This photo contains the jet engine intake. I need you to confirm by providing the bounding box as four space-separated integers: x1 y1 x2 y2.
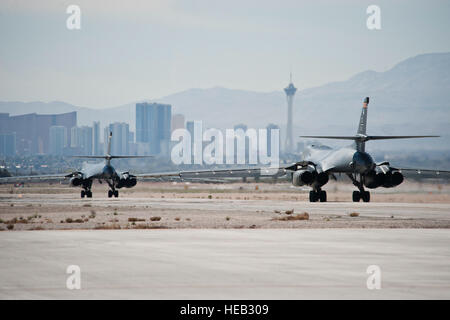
316 172 329 186
292 170 314 186
69 177 82 187
117 177 137 188
380 171 404 188
363 170 385 189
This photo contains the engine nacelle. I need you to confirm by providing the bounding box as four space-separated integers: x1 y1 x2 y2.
292 170 314 186
363 170 385 189
126 177 137 188
117 177 137 188
69 177 82 187
381 171 404 188
391 171 404 187
316 172 329 186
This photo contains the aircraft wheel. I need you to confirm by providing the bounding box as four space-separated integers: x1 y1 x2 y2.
114 190 119 198
309 191 318 202
81 190 85 198
319 190 327 202
352 191 361 202
108 190 113 198
362 191 370 202
86 191 92 198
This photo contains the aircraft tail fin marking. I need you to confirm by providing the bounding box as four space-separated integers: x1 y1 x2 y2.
357 97 369 135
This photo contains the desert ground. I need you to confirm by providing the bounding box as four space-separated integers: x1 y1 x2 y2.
1 180 449 231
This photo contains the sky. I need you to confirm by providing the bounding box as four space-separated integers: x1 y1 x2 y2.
0 0 449 108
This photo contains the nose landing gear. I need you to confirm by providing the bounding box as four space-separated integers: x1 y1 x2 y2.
106 180 119 198
81 189 92 198
309 189 327 202
347 173 370 202
108 189 119 198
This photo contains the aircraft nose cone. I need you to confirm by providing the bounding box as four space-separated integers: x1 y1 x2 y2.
103 165 115 178
353 152 375 174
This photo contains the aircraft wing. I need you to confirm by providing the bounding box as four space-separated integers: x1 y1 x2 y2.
391 167 450 175
0 172 76 183
135 166 293 180
300 135 439 141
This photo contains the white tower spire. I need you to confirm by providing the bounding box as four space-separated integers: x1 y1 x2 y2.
284 73 297 153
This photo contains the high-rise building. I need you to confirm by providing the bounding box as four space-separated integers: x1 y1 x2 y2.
0 132 16 157
284 73 297 153
266 123 280 157
186 121 195 143
136 102 172 155
70 126 93 155
93 121 101 155
49 126 67 156
171 114 185 132
234 124 249 164
80 126 93 155
109 122 129 155
0 111 76 155
186 120 203 163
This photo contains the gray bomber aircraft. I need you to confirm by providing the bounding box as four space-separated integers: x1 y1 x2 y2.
144 97 449 202
0 132 151 198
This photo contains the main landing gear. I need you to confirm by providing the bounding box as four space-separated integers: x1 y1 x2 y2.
106 180 119 198
347 173 370 202
108 189 119 198
309 189 327 202
81 189 92 198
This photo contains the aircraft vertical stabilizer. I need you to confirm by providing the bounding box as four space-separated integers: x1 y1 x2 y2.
356 97 369 151
357 97 369 135
300 97 438 148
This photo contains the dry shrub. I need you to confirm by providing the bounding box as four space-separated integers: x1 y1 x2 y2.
28 226 45 231
285 209 294 215
150 216 161 221
349 212 360 217
174 217 180 221
272 212 309 221
95 224 121 230
4 217 28 224
133 224 168 229
128 217 145 222
7 224 14 230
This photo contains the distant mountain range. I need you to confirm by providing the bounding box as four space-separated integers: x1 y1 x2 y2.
1 52 449 151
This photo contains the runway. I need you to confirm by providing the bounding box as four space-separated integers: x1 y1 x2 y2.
1 229 449 299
